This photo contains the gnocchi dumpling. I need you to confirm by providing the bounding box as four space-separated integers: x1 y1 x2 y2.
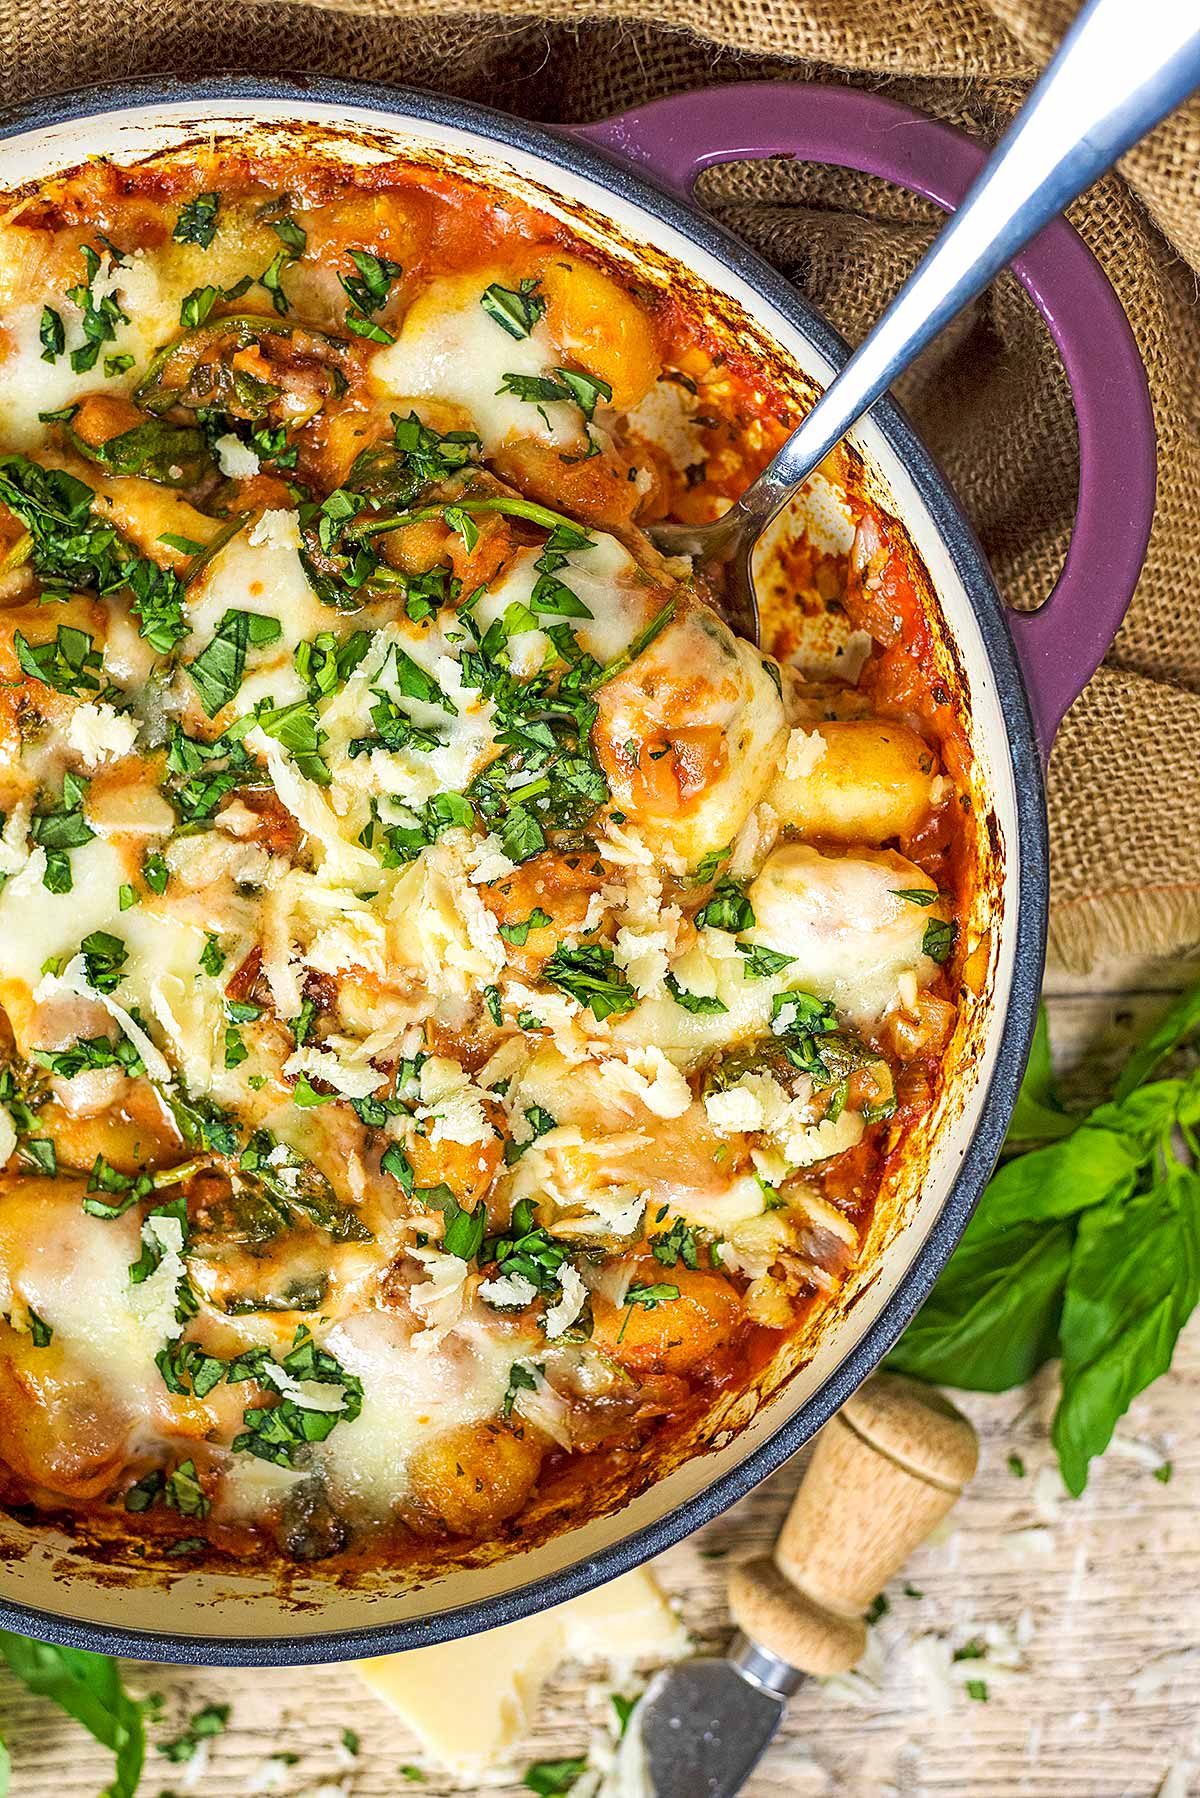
746 844 946 1025
768 719 939 844
594 601 788 865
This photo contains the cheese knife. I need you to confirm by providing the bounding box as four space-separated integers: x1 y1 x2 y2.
633 1375 979 1797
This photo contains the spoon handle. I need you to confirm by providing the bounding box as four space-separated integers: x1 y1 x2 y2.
735 0 1200 533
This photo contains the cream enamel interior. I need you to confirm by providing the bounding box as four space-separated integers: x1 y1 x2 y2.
0 93 1019 1648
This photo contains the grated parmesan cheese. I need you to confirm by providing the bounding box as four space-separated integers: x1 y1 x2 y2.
213 433 261 479
781 726 827 780
65 702 139 767
478 1272 537 1311
544 1263 588 1339
283 1045 387 1101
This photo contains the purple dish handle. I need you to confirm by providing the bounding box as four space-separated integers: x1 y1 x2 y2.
570 84 1156 756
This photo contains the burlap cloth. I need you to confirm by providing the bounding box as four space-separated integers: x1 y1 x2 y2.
2 0 1198 968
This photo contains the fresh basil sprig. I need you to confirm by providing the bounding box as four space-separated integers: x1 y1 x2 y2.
0 1632 146 1798
889 983 1200 1494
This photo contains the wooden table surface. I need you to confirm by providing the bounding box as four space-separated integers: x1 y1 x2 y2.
2 953 1197 1798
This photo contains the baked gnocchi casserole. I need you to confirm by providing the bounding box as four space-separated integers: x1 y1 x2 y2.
0 150 972 1566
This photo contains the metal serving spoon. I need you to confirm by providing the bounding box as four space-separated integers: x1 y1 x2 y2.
649 0 1200 643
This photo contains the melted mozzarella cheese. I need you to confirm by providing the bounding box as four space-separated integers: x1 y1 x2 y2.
746 845 939 1024
371 271 586 455
0 1189 173 1407
184 509 331 712
597 605 788 864
0 251 170 447
317 1310 530 1518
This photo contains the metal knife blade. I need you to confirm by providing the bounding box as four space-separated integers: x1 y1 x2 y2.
635 1632 805 1798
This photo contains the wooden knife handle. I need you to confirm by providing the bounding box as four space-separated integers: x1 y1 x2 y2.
727 1373 978 1675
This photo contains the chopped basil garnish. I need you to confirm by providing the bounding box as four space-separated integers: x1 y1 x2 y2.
173 192 221 249
480 278 546 339
664 973 727 1015
923 918 957 964
695 878 755 934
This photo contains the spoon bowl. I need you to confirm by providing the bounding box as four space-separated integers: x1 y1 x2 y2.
648 0 1200 650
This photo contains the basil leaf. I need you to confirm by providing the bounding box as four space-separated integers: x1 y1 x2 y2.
344 312 395 344
736 943 796 979
79 930 128 994
981 1125 1144 1230
0 1632 144 1798
174 192 220 249
180 284 218 329
268 214 307 257
543 943 637 1021
185 609 252 716
15 625 102 696
1113 983 1200 1102
695 878 755 933
497 371 571 406
480 278 545 340
498 907 552 948
40 305 65 363
340 249 403 314
688 845 732 885
498 805 546 866
554 366 611 421
1007 1002 1076 1144
73 418 213 487
922 918 956 964
389 642 458 714
664 972 727 1015
259 249 293 316
887 1214 1075 1391
523 1756 587 1796
1053 1162 1200 1494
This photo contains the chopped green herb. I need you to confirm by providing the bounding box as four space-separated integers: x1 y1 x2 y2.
922 918 957 964
523 1760 587 1797
498 907 552 947
502 1360 540 1417
39 305 65 362
543 943 637 1021
32 1031 144 1081
163 1458 209 1520
688 845 732 885
199 933 226 977
737 943 797 979
79 929 128 994
695 878 755 934
173 192 221 249
481 278 546 339
230 1325 363 1467
15 624 103 696
185 609 254 716
664 973 727 1015
143 850 170 895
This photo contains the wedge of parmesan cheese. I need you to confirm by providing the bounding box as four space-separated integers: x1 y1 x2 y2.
355 1566 688 1778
